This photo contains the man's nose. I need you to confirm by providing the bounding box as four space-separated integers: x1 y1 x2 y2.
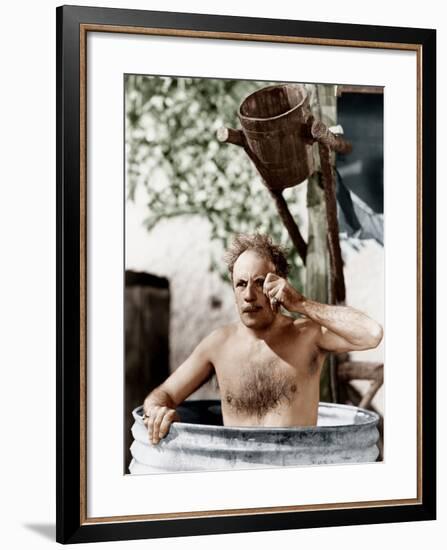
244 283 256 301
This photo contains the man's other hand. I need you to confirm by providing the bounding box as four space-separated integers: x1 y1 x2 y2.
143 400 180 445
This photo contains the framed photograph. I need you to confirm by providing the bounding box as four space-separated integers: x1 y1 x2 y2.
56 4 436 544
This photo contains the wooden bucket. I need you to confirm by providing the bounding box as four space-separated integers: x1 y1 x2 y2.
238 84 314 190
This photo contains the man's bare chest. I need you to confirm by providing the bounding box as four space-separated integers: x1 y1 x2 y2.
213 338 321 418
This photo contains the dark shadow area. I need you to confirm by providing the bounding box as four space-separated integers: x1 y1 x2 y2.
23 523 55 541
177 399 223 425
124 270 171 474
337 91 384 213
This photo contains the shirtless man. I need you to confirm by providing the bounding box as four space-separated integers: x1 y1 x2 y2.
143 233 383 444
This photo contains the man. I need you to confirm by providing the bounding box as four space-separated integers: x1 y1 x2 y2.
143 233 383 444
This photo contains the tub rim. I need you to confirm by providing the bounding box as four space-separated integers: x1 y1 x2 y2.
132 401 380 434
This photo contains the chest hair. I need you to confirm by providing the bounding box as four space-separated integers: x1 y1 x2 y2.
224 358 298 419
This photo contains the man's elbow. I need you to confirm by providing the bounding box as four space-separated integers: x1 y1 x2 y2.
365 323 383 350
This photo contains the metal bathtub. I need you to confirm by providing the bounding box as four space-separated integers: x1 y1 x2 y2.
129 400 380 474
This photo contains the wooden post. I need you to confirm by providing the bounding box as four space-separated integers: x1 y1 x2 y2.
305 84 340 402
306 172 333 402
318 142 346 303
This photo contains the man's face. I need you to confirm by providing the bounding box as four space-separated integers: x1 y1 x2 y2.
232 250 277 330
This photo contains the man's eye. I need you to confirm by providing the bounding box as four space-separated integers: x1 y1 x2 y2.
236 281 246 288
256 279 265 287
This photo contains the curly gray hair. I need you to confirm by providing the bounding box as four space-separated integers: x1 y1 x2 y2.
224 233 290 279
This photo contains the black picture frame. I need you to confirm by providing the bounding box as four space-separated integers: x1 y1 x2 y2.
56 4 436 544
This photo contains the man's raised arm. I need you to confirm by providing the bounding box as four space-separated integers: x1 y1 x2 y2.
263 272 383 353
143 331 218 444
298 300 383 353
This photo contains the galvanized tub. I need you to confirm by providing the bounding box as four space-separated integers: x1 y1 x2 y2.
129 400 380 474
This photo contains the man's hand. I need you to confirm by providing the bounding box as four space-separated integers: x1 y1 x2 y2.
141 333 217 445
263 273 305 313
143 394 180 445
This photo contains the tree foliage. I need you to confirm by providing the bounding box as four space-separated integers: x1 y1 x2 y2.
125 75 305 287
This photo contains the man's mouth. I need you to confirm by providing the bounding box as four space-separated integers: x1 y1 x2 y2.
242 306 262 313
